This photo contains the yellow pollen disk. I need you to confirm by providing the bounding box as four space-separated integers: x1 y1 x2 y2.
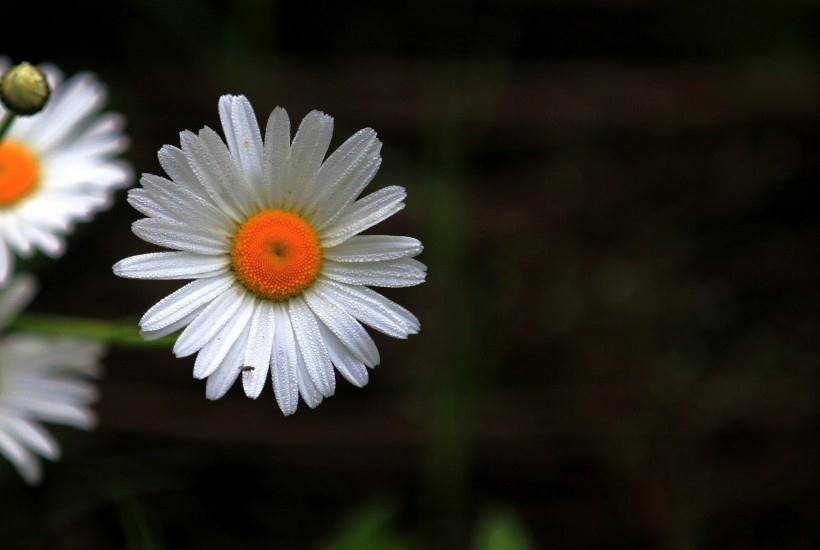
0 141 39 207
231 210 323 301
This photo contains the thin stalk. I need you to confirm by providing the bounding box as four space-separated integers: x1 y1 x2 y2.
0 112 15 141
8 314 175 348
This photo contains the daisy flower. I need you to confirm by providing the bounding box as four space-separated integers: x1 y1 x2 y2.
0 277 103 484
0 58 131 284
114 95 425 414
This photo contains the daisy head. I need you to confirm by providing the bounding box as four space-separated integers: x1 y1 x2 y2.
0 276 104 484
114 95 425 414
0 58 132 285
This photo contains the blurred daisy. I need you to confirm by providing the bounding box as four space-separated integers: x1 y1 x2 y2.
0 277 103 484
114 95 425 414
0 58 131 284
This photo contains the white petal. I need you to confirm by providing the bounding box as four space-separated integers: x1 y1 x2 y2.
205 322 250 400
294 340 323 409
317 322 369 387
269 304 300 414
28 73 105 152
198 126 255 216
313 278 420 338
287 297 335 397
140 274 233 331
307 128 380 226
174 285 247 358
323 235 423 263
127 189 174 221
113 252 229 280
7 397 97 429
2 418 60 460
322 258 426 288
320 186 406 247
132 218 229 255
157 144 214 204
0 431 41 484
219 95 263 187
284 110 333 210
191 294 254 378
262 107 291 208
140 306 202 341
304 289 379 367
140 174 234 235
241 301 275 399
0 242 11 287
0 275 36 328
180 130 244 223
314 136 382 231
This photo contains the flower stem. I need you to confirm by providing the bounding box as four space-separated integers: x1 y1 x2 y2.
0 112 15 141
7 314 175 348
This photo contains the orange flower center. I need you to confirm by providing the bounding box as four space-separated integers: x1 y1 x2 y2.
230 210 323 301
0 141 39 207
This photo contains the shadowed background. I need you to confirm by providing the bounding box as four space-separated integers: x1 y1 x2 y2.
2 1 819 548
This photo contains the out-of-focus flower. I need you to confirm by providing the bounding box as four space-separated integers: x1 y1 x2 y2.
0 59 131 284
0 277 103 484
114 95 425 414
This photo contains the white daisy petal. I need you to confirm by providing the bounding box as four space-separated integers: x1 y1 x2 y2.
262 107 291 207
322 258 427 288
132 218 229 255
317 322 369 387
0 275 36 327
294 340 324 409
140 174 234 234
127 188 174 221
0 243 11 287
285 110 333 210
304 289 379 367
270 304 300 415
0 431 41 484
219 95 264 187
174 286 248 359
140 275 234 332
113 252 229 280
158 145 209 197
6 397 97 430
314 278 420 338
241 302 275 399
307 128 380 226
2 418 60 460
205 323 250 400
288 297 335 397
140 307 202 341
190 294 253 379
320 186 407 247
27 73 106 152
180 130 245 222
323 235 423 263
198 127 255 216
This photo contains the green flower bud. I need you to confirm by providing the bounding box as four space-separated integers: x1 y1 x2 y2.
0 62 50 116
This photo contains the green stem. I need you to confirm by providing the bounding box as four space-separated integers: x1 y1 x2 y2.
0 112 15 141
8 314 175 348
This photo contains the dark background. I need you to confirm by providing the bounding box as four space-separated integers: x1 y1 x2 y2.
2 1 819 548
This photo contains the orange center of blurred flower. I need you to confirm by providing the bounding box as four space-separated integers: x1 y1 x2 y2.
231 210 323 301
0 141 39 207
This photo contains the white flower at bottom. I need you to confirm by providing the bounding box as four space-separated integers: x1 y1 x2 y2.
0 58 132 285
0 277 103 484
114 95 425 414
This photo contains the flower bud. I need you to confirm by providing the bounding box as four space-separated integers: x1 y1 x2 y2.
0 62 50 116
